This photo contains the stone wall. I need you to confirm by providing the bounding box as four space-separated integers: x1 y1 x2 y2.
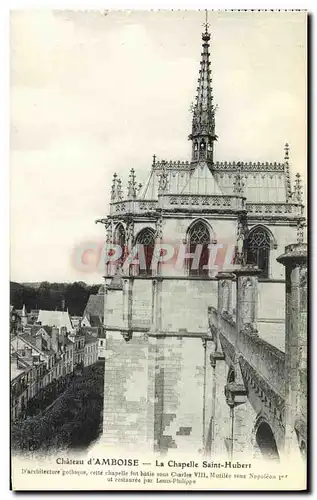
101 330 151 451
152 336 206 454
161 280 217 332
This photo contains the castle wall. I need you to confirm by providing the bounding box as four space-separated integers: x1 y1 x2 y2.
152 335 206 454
101 330 152 451
131 279 153 329
161 279 217 332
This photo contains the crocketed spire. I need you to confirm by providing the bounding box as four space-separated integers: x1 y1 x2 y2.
189 13 217 165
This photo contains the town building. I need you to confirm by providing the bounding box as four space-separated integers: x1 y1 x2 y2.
37 310 74 333
83 333 99 367
10 324 74 419
11 352 47 420
68 327 85 366
10 305 21 336
95 21 306 458
82 325 106 360
82 289 104 327
70 316 82 328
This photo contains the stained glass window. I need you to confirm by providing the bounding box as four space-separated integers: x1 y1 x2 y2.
187 220 211 277
136 228 155 276
246 226 271 278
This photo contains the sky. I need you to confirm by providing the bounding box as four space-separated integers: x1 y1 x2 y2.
10 10 307 284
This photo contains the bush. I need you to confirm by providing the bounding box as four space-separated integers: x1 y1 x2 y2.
11 362 105 453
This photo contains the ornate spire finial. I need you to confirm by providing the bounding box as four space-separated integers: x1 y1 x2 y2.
202 9 210 39
158 162 168 194
284 142 292 202
117 177 123 200
294 172 303 203
152 154 156 168
111 172 117 201
233 163 244 195
127 168 137 199
189 12 217 164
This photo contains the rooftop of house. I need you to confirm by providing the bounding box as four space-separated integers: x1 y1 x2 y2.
28 325 53 336
18 333 55 356
84 333 99 345
62 337 74 347
37 310 74 332
82 326 104 338
10 353 30 381
83 294 104 320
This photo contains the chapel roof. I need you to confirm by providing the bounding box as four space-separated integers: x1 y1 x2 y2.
37 310 74 332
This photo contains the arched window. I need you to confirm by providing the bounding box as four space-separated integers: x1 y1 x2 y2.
187 220 211 277
114 223 126 266
246 226 271 278
136 228 155 276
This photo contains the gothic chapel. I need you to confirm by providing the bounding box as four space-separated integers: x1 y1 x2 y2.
96 21 305 455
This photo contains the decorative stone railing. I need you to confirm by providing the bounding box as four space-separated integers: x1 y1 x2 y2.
153 160 192 171
160 194 245 211
219 313 237 346
152 159 285 172
110 199 158 216
208 306 218 336
208 307 237 346
213 161 285 172
247 203 303 218
208 306 285 397
240 327 285 397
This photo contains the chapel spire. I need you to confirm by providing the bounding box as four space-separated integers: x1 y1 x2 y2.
189 10 217 165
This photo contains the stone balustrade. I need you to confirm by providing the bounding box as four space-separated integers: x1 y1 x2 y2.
152 159 285 172
153 160 192 170
240 328 285 397
219 312 237 346
208 307 285 397
214 161 285 172
110 198 302 219
110 199 158 216
207 306 218 336
247 203 303 218
160 194 245 211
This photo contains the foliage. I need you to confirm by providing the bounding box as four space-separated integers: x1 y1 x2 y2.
10 281 100 316
11 362 105 453
25 374 74 417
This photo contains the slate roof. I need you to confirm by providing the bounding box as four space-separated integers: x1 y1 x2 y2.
18 333 54 355
30 325 53 336
82 326 98 336
84 333 99 345
84 295 104 318
181 162 223 195
37 310 74 332
141 160 288 203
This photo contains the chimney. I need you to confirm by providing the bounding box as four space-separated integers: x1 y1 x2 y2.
51 327 59 353
24 347 33 366
59 326 66 344
35 333 42 350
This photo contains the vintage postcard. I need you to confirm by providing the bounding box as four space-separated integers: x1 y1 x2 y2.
10 9 307 491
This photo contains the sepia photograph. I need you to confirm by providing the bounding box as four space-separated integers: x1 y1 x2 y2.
10 9 307 491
